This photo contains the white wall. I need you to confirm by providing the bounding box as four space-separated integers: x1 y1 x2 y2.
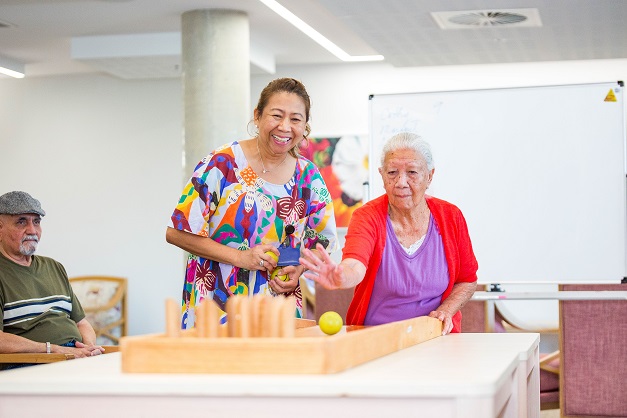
0 74 184 336
2 59 627 335
253 59 627 137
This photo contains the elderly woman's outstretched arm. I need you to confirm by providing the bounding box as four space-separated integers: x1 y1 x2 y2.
428 281 478 335
300 243 367 290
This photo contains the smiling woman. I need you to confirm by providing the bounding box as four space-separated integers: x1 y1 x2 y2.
165 78 338 332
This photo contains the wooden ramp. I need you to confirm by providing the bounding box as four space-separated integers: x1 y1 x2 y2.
121 295 442 374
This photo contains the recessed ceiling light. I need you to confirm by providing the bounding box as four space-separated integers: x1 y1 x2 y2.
258 0 383 62
0 55 25 78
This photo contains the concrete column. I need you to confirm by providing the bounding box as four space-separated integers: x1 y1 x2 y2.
181 9 250 178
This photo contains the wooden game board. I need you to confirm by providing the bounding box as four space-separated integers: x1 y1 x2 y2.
120 295 443 374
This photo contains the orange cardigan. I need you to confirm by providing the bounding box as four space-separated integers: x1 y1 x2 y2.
343 194 478 332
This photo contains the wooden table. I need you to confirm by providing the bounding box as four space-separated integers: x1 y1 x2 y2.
0 333 539 418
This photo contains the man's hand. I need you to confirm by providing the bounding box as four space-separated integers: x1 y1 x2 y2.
54 341 104 357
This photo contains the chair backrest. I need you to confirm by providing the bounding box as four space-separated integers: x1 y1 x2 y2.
313 282 354 323
460 285 511 333
69 276 128 345
299 278 316 320
559 283 627 418
460 284 489 332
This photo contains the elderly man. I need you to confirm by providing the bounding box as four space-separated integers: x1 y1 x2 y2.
0 191 103 367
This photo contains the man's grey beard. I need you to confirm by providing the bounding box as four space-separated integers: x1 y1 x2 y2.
20 235 39 256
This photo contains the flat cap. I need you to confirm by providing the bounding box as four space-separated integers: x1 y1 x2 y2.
0 191 46 217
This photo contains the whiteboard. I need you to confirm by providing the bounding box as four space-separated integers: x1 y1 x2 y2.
369 82 626 284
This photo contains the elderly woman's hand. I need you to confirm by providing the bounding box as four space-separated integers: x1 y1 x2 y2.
428 309 454 335
299 243 345 290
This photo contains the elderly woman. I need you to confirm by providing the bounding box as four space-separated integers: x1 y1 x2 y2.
300 132 478 334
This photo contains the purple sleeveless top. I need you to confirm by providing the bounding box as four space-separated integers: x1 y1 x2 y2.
363 214 449 325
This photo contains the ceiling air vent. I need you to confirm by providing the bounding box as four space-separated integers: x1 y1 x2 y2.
431 8 542 29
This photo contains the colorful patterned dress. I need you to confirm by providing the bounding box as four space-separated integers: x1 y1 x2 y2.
169 141 338 328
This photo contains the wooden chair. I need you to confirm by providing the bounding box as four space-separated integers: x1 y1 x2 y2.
299 277 316 320
460 285 509 333
559 283 627 418
69 276 128 345
313 282 354 323
538 350 560 410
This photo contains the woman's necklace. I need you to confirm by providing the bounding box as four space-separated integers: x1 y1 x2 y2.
257 137 288 174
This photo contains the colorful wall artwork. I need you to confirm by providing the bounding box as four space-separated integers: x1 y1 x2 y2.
300 135 369 227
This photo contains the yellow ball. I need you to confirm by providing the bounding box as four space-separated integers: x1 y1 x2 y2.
319 311 343 335
265 251 279 263
270 268 290 282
